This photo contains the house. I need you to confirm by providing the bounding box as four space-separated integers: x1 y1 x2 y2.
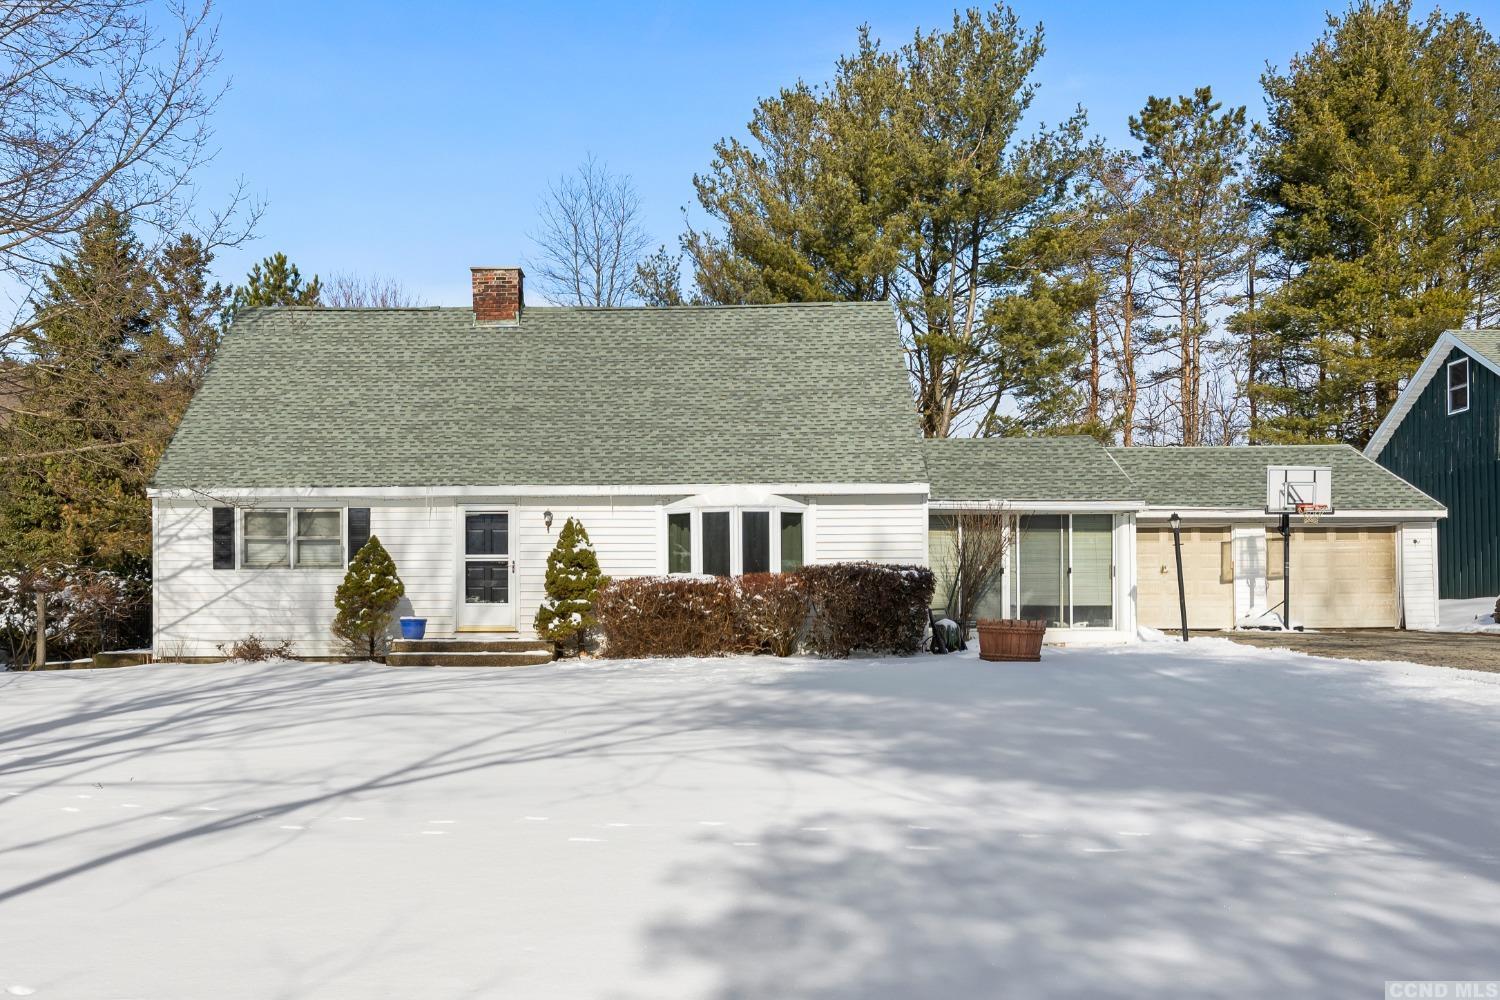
147 266 1445 658
924 438 1444 637
1365 330 1500 600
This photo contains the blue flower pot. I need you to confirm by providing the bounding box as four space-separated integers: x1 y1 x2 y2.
399 617 427 640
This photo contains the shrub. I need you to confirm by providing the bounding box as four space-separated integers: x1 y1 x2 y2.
217 634 296 662
595 563 930 660
534 517 608 656
595 576 747 658
735 573 810 657
798 562 935 658
331 536 405 660
1 567 149 668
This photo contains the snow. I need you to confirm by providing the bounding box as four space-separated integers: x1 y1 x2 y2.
2 643 1499 998
1435 596 1500 633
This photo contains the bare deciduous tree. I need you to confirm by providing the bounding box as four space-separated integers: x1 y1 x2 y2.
529 155 651 307
322 273 424 308
0 1 245 266
933 506 1013 623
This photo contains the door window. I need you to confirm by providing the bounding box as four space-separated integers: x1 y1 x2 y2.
464 512 510 605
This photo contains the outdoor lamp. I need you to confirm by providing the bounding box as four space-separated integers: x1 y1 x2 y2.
1168 512 1188 642
543 509 554 531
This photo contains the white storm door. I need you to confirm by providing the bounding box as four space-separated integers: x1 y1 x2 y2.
457 509 516 631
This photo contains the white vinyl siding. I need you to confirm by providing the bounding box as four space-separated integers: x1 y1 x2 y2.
152 490 930 656
812 494 927 564
1399 520 1440 630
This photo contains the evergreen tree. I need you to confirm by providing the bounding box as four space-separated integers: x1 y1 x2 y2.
1247 0 1500 444
155 233 229 393
226 252 322 323
686 5 1091 437
1131 87 1250 445
331 536 405 660
632 245 687 306
533 518 607 657
0 205 163 571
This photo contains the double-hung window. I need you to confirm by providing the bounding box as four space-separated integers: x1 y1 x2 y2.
1448 357 1470 415
665 504 806 576
239 507 345 569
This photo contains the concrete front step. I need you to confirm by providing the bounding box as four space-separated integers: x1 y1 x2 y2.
390 637 554 654
386 650 555 668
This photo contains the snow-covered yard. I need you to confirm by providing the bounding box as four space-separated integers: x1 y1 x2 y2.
3 641 1499 999
1437 596 1500 633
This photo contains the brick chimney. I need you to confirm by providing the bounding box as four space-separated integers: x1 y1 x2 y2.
471 266 524 323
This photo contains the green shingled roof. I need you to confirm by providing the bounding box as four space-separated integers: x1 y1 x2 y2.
1106 444 1443 512
152 302 926 488
1454 330 1500 370
923 436 1141 503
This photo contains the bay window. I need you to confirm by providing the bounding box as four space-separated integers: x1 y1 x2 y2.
664 497 808 576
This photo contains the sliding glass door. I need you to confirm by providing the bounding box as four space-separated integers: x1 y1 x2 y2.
1012 514 1115 629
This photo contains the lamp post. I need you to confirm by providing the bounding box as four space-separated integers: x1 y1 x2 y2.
1169 512 1188 642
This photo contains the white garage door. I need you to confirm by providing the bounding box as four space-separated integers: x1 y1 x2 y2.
1137 527 1235 630
1284 526 1399 628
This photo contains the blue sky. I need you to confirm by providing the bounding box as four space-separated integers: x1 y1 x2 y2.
195 0 1497 305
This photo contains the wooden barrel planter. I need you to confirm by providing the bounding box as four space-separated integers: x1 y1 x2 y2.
975 619 1047 662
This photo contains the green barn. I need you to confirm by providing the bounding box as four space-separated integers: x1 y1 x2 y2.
1366 331 1500 600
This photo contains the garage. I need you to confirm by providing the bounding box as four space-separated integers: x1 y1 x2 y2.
1136 525 1234 630
1281 525 1399 628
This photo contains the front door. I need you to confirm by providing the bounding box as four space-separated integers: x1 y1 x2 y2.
457 509 516 631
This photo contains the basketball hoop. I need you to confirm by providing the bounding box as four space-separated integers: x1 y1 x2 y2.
1295 502 1329 525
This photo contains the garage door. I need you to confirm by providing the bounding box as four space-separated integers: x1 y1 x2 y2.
1137 526 1234 630
1285 526 1398 628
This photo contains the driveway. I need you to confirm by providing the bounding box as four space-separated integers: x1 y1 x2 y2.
1223 628 1500 672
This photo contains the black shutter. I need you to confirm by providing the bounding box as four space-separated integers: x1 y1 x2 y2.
212 507 235 569
347 507 371 562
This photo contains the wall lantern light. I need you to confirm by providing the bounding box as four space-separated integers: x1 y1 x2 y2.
543 509 554 531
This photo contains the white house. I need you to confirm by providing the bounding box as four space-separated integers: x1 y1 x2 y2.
147 267 1445 658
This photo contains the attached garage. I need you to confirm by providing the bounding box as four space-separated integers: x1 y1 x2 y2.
1136 525 1234 630
1282 526 1399 628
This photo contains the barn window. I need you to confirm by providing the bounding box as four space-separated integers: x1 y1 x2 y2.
1448 357 1470 415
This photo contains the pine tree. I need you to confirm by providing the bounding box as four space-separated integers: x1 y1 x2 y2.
685 5 1090 437
225 251 322 323
1247 0 1500 444
533 518 607 657
0 204 162 572
331 536 405 660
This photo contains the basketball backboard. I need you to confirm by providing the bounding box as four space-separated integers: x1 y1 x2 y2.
1265 466 1333 514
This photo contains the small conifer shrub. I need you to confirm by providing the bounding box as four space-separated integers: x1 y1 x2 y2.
533 517 607 656
331 536 405 660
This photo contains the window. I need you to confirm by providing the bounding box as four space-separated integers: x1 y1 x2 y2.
1016 515 1066 626
1448 357 1470 415
465 561 508 604
1010 513 1117 629
667 513 692 573
240 507 349 569
780 512 804 572
295 509 342 567
1070 514 1114 628
702 511 732 576
742 511 770 574
243 509 290 568
665 504 808 576
463 511 510 605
